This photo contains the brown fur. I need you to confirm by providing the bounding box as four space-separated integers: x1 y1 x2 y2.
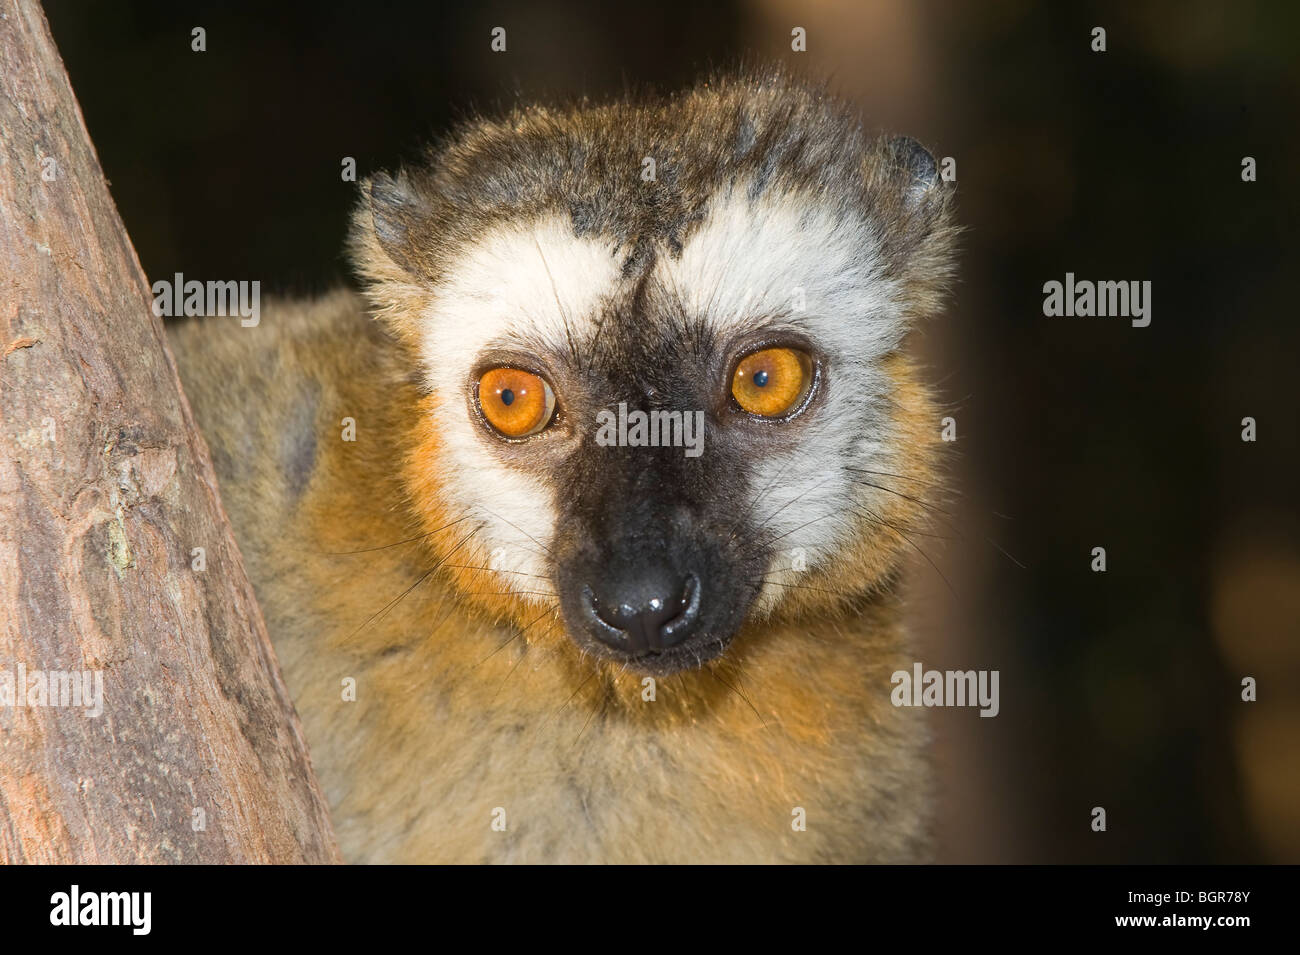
168 291 937 863
167 69 952 863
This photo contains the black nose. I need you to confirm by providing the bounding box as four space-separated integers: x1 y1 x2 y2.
581 569 700 655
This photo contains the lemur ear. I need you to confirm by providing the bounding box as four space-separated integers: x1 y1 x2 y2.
867 135 957 317
885 136 942 208
349 170 441 343
366 170 431 277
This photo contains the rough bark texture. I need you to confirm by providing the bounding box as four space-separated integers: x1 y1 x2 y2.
0 0 340 863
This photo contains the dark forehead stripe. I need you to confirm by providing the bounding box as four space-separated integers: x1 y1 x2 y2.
617 235 657 279
575 265 723 395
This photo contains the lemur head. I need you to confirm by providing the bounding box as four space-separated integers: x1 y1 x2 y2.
350 67 957 677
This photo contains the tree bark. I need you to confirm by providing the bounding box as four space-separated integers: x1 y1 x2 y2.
0 0 341 863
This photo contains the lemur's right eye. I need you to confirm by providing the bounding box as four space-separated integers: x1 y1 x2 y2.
478 368 556 438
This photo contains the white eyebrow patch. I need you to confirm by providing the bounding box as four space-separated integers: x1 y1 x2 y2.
421 213 626 382
656 184 904 362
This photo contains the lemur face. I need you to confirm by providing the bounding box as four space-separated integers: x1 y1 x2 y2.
355 71 955 675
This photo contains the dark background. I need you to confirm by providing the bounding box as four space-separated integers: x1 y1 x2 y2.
41 0 1300 862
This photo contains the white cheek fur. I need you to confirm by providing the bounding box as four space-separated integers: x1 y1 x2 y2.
418 215 624 600
415 187 910 607
656 185 910 606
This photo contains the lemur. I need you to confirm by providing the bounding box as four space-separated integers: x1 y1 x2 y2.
167 67 958 863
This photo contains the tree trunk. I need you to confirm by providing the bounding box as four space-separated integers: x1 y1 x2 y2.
0 0 340 863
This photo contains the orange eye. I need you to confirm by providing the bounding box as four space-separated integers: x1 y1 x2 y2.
731 347 813 417
477 367 556 438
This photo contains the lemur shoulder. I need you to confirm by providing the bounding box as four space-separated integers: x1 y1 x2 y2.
167 68 958 863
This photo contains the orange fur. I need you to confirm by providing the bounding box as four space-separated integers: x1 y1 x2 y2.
168 288 939 862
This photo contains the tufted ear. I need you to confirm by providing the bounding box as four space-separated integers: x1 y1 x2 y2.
884 135 942 208
864 135 959 323
347 169 440 345
364 170 434 277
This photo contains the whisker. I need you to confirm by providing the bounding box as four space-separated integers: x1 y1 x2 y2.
848 478 1025 569
750 511 842 550
478 508 557 560
570 684 609 749
845 466 955 494
533 237 581 369
476 606 559 668
455 589 559 598
492 651 529 703
737 456 800 528
881 521 956 596
538 669 597 733
985 537 1027 569
706 664 767 729
443 563 553 581
314 515 472 556
847 476 957 520
749 576 858 600
841 506 954 543
343 523 483 643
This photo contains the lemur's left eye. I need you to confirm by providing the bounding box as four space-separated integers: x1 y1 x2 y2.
731 347 813 417
478 368 556 438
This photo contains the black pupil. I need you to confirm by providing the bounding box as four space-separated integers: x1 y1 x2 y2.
753 370 769 387
500 388 515 406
